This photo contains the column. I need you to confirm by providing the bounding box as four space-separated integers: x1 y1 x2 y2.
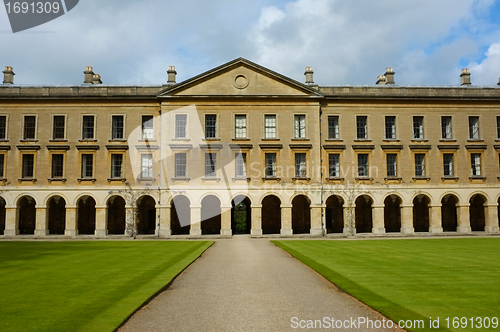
372 204 385 235
457 204 471 234
4 206 18 236
429 204 443 233
281 204 292 236
95 206 107 237
189 206 202 236
220 205 232 236
158 206 171 237
251 205 262 236
343 205 355 235
65 206 77 236
401 204 414 234
485 204 499 233
125 205 134 236
34 205 47 236
310 206 323 236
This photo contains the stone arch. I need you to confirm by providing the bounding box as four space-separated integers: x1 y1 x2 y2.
355 195 373 234
262 195 281 235
0 196 5 235
47 195 66 235
77 195 96 235
384 195 402 233
325 195 344 234
107 196 126 235
18 195 36 235
232 195 251 235
137 195 156 235
441 194 458 232
171 195 190 235
470 194 486 232
292 195 311 234
413 194 430 232
201 195 221 235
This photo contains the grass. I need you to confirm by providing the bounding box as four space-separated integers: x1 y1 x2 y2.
0 240 213 332
273 238 500 332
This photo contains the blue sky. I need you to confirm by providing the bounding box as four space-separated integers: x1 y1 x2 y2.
1 0 500 86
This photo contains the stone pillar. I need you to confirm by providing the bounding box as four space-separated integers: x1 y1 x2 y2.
457 204 471 234
343 205 355 235
65 206 77 236
485 204 499 233
158 206 171 237
95 206 107 237
310 206 323 236
429 204 443 233
4 206 18 236
251 205 262 236
220 205 232 236
190 206 202 236
372 205 385 235
125 206 134 235
401 204 414 234
281 205 292 236
34 206 47 236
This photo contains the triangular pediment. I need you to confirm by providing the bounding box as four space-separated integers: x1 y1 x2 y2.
158 58 322 98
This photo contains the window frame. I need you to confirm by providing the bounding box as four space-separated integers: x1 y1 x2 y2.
175 114 188 139
140 153 153 179
384 116 396 140
328 153 340 178
414 153 426 177
468 116 480 140
234 114 247 139
264 114 277 139
0 115 8 140
110 153 124 178
21 153 35 179
264 153 277 178
111 115 125 140
413 116 424 140
470 153 482 177
51 115 67 140
443 153 454 177
23 115 37 140
386 153 398 177
294 153 307 178
327 116 339 140
81 153 94 178
51 153 65 178
204 114 217 139
204 152 217 178
174 153 187 178
356 116 368 140
294 114 306 139
141 115 154 140
357 153 369 177
441 116 452 140
81 115 96 140
235 152 247 178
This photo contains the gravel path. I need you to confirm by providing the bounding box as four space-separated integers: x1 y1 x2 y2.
119 236 402 332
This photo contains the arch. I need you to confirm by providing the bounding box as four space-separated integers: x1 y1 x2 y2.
355 195 373 234
325 195 344 234
259 192 283 205
18 195 36 235
171 195 190 235
262 195 281 235
292 195 311 234
198 192 223 206
384 195 401 233
137 195 156 235
470 194 486 232
441 194 458 232
107 196 126 235
413 194 430 232
201 195 221 235
232 195 251 235
0 196 5 235
47 196 66 235
77 195 96 235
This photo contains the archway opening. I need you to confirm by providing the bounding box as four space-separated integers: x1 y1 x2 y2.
355 195 373 234
441 194 458 232
107 196 126 235
325 195 344 234
413 195 430 232
0 197 5 235
232 196 251 235
384 195 401 233
262 195 281 235
18 196 36 235
137 195 156 235
171 195 190 235
470 194 486 232
201 195 221 235
77 196 96 235
48 196 66 235
292 195 311 234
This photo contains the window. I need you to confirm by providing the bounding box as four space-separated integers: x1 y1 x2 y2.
386 154 397 177
141 154 153 178
295 153 306 177
441 116 452 139
265 153 276 177
357 154 369 177
142 115 153 140
415 154 425 177
471 153 481 176
23 116 36 140
81 154 93 178
175 114 187 139
469 116 479 140
356 116 367 139
51 154 64 178
52 116 65 140
205 153 217 177
443 153 454 176
328 154 340 178
413 116 424 139
0 154 4 178
235 153 247 178
235 115 247 139
110 154 123 178
0 116 6 140
294 115 306 138
385 116 396 139
175 153 186 178
328 116 339 139
82 115 95 139
112 115 124 140
497 116 500 139
22 154 34 178
205 114 217 138
264 115 276 139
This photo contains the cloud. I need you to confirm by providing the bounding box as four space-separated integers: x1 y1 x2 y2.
468 43 500 85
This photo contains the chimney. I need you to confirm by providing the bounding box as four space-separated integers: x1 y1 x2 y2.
304 67 314 84
376 75 386 85
84 66 94 84
460 68 471 86
384 67 395 85
92 74 102 85
167 66 177 84
3 66 15 84
497 78 500 86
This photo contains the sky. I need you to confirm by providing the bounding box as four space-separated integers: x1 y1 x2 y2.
1 0 500 87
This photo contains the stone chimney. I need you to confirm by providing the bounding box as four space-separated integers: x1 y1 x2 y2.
384 67 395 85
376 75 386 85
3 66 15 84
304 67 314 84
497 78 500 86
84 66 94 84
460 68 471 86
167 66 177 84
92 74 102 85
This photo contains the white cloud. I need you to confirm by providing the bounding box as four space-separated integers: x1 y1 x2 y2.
468 42 500 85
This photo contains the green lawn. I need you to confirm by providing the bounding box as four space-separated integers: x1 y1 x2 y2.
273 238 500 332
0 241 212 332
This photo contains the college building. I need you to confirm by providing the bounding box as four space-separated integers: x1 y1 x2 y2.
0 58 499 238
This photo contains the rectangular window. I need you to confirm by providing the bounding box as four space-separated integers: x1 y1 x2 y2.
386 154 397 177
235 152 247 178
52 115 65 140
81 154 93 178
469 116 479 139
443 153 454 176
175 114 187 139
294 115 306 138
328 116 339 139
264 115 276 139
175 153 187 178
142 115 153 140
82 115 95 139
356 116 367 139
205 153 217 177
24 116 36 140
385 116 396 139
265 153 276 177
415 154 425 177
111 154 123 178
357 154 369 177
51 154 64 178
471 153 481 176
22 154 34 178
112 115 124 140
0 116 6 140
328 154 340 178
141 154 153 178
295 153 306 178
497 116 500 139
413 116 424 139
0 154 4 178
205 114 217 138
441 116 452 139
235 115 247 139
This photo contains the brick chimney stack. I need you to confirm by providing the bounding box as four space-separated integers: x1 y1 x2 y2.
84 66 94 84
304 67 314 84
460 68 471 86
167 66 177 84
3 66 15 84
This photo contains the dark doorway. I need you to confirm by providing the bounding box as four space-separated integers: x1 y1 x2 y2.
441 194 458 232
201 195 221 235
18 196 36 235
171 195 190 235
232 196 251 234
355 195 373 234
384 195 401 233
470 194 486 231
292 195 311 234
138 195 156 235
413 195 430 232
325 195 344 234
0 196 5 235
77 196 96 235
262 195 281 234
107 196 126 235
48 196 66 235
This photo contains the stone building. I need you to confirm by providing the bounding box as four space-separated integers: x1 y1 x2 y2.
0 58 499 238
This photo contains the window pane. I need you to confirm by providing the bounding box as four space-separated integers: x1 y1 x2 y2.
142 115 153 140
294 115 306 138
386 154 397 177
264 115 276 139
0 116 6 140
328 116 339 139
175 114 187 138
357 154 369 177
51 154 64 178
443 154 453 176
265 153 276 177
82 116 94 139
81 154 93 178
469 116 479 139
356 116 367 139
112 116 124 140
0 154 4 178
205 153 216 177
111 154 123 178
235 153 246 177
295 153 306 177
385 116 396 139
205 114 217 138
175 153 186 177
497 117 500 139
441 116 452 139
471 153 481 176
22 154 34 178
141 154 153 178
235 115 247 138
328 154 339 178
415 154 425 176
24 116 36 140
413 116 423 139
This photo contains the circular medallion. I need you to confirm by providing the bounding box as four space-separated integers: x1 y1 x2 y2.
234 75 249 89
